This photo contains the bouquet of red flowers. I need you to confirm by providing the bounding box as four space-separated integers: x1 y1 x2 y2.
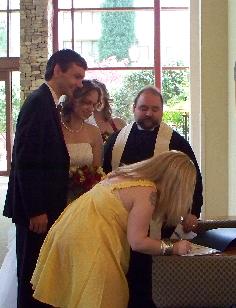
68 165 105 203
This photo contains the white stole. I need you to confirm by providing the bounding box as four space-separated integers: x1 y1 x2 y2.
111 121 173 170
111 121 173 239
111 123 133 170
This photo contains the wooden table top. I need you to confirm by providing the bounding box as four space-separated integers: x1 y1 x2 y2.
221 245 236 256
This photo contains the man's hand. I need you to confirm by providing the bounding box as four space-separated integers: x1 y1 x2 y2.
182 213 198 233
29 214 48 234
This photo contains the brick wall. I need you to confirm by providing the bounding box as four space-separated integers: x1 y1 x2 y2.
20 0 49 100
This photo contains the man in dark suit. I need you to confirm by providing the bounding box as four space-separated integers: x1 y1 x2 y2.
103 86 203 308
3 49 87 307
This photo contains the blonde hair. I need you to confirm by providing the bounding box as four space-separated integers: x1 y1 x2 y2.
108 151 196 226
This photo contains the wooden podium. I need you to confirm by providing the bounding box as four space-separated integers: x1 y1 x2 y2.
152 219 236 307
152 247 236 307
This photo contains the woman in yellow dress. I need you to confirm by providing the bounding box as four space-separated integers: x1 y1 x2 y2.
31 150 196 308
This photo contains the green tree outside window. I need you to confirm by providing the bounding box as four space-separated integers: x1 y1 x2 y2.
99 0 136 62
111 67 190 140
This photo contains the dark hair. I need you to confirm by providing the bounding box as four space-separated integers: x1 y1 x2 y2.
61 80 101 118
133 86 164 107
45 49 88 81
91 79 113 121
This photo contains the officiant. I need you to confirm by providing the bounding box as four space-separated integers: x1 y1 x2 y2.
103 85 203 308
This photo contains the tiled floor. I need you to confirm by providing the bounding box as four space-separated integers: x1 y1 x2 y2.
0 177 11 266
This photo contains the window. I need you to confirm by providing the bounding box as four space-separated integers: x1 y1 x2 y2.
0 0 20 175
53 0 190 138
0 0 20 57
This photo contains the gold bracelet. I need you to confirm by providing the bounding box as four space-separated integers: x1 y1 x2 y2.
163 240 174 255
160 240 165 255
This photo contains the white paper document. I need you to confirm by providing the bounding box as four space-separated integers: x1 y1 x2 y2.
171 224 220 256
181 243 220 256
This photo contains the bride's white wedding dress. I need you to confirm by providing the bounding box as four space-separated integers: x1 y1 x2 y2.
0 225 17 308
0 143 93 308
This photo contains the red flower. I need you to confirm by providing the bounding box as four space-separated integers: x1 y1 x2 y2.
69 165 105 195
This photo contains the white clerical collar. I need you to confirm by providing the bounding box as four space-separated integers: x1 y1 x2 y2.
45 83 60 106
136 123 156 131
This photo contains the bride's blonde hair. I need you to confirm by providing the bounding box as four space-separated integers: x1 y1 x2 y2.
108 150 196 226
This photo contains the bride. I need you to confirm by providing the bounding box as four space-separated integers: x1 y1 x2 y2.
61 80 103 202
0 80 103 308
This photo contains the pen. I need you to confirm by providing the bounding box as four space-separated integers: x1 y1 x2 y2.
173 231 182 240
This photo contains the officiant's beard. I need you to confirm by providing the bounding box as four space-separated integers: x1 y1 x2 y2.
136 117 160 130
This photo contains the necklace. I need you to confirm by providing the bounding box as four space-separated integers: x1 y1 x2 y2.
61 119 84 133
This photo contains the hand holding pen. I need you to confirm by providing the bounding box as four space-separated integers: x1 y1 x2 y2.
173 230 182 240
173 230 192 254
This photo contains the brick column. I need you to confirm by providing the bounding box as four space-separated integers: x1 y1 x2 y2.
20 0 49 101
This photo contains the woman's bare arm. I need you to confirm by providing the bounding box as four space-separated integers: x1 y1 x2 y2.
113 117 126 130
127 186 191 255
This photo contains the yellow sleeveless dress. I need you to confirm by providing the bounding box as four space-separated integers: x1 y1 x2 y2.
31 179 155 308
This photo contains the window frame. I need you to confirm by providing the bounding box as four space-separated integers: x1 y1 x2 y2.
0 0 20 58
0 1 20 175
52 1 189 90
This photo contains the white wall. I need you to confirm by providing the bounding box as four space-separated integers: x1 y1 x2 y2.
228 0 236 215
201 0 228 218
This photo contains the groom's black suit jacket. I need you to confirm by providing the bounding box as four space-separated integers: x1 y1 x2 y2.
4 83 70 227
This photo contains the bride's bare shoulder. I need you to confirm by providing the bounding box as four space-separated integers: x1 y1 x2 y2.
84 122 102 140
84 122 100 133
